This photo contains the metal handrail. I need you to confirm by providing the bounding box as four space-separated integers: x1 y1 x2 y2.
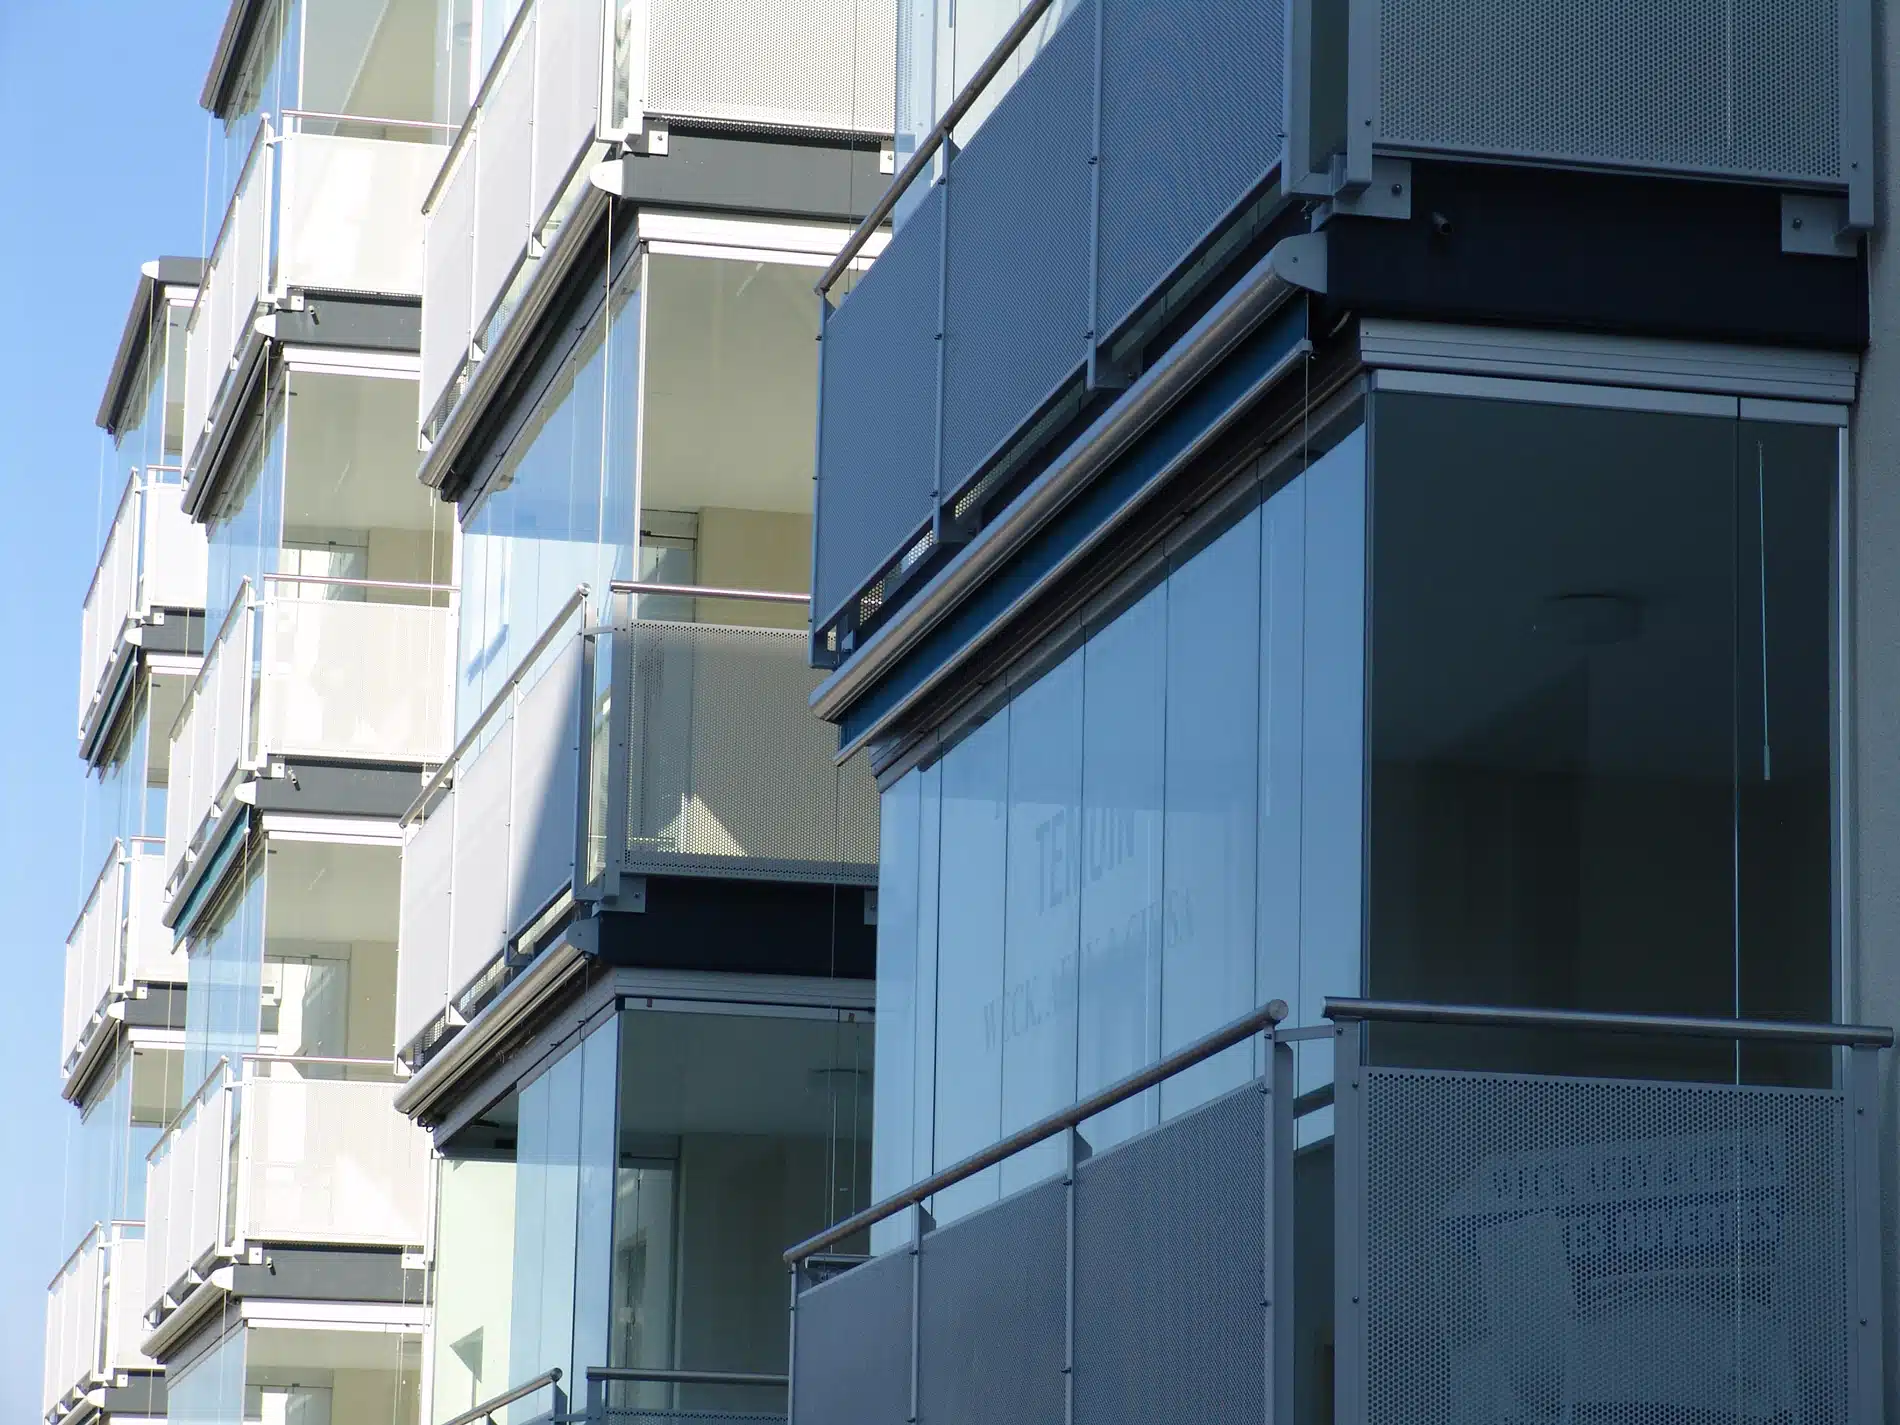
239 1053 404 1071
404 584 591 825
79 468 143 610
586 1368 789 1388
170 579 253 744
262 572 458 594
442 1368 563 1425
67 838 128 944
1325 998 1896 1048
815 0 1064 296
46 1223 106 1290
609 579 810 606
281 108 458 134
785 996 1289 1264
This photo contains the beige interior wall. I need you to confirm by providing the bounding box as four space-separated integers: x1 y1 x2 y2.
345 940 399 1059
692 507 811 631
368 525 453 586
332 1366 420 1425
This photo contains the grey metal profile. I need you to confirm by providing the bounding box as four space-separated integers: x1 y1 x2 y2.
98 258 203 433
1323 997 1896 1047
784 997 1290 1264
814 0 1063 298
441 1368 562 1425
608 580 809 606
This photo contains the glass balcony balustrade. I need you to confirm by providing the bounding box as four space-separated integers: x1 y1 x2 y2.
77 467 207 742
163 574 456 897
42 1224 152 1425
143 1055 434 1325
61 838 180 1081
395 584 877 1062
418 0 894 441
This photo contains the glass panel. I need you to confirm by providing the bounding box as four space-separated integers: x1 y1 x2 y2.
572 1018 619 1394
1160 509 1261 1117
459 258 637 735
298 0 436 126
1076 585 1167 1152
871 772 922 1254
205 381 286 620
166 1323 247 1425
1366 394 1834 1085
931 712 1009 1223
611 1006 872 1414
999 650 1082 1193
507 1070 552 1410
431 1155 517 1423
213 0 297 218
184 843 269 1088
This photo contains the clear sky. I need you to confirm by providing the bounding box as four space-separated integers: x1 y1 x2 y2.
0 1 225 1415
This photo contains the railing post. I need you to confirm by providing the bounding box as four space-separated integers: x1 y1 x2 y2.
586 1366 605 1423
1063 1126 1081 1425
1266 1036 1294 1425
602 590 633 899
1846 1043 1883 1422
909 1202 925 1425
1332 1018 1368 1425
929 139 952 543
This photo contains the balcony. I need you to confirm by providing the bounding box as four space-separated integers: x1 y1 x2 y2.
418 0 894 443
43 1224 152 1425
78 467 206 746
182 111 446 483
809 0 1875 658
394 585 878 1060
143 1056 433 1324
163 575 455 901
788 1000 1890 1425
61 838 180 1082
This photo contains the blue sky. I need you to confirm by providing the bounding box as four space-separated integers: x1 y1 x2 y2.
0 1 224 1414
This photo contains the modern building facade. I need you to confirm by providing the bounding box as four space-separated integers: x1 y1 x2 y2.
50 2 897 1425
791 3 1900 1424
388 1 894 1420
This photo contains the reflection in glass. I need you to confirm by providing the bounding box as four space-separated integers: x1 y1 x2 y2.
1161 510 1261 1116
1366 396 1834 1083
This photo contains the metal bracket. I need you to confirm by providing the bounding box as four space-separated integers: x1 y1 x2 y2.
879 142 896 175
1781 193 1859 258
620 875 648 912
1316 157 1413 225
636 120 669 156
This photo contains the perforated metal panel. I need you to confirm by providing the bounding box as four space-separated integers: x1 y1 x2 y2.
793 1249 913 1425
918 1179 1066 1425
1095 0 1285 340
509 637 582 933
396 795 454 1053
533 0 605 229
939 1 1093 505
473 21 537 332
1074 1082 1267 1425
813 181 944 631
1360 1067 1850 1425
646 0 895 132
422 139 477 424
1378 0 1842 182
448 732 511 999
622 620 878 881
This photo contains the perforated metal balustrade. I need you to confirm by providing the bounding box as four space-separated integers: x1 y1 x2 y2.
783 999 1887 1425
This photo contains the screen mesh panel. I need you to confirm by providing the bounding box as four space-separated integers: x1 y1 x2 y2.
1095 0 1286 340
793 1248 912 1425
622 621 878 880
812 181 943 630
1378 0 1841 182
1361 1066 1850 1425
1074 1082 1267 1424
918 1179 1066 1425
647 0 895 132
938 1 1094 507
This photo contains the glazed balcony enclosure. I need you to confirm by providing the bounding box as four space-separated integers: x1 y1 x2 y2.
417 0 895 443
143 1056 434 1326
809 0 1876 659
395 584 878 1064
162 574 455 899
789 1000 1890 1425
184 0 452 481
62 838 181 1083
43 1224 153 1425
78 468 207 746
164 360 457 909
